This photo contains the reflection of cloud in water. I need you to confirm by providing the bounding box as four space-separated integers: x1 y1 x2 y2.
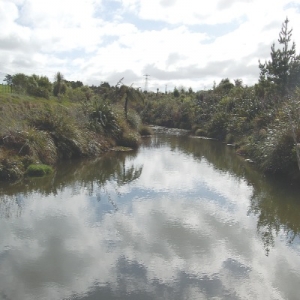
123 147 253 223
1 186 299 300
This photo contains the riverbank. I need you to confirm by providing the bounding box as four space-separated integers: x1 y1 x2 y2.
139 86 300 182
0 93 149 181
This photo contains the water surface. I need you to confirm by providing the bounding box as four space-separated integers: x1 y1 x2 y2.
0 133 300 300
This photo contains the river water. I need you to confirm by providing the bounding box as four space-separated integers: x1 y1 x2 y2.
0 132 300 300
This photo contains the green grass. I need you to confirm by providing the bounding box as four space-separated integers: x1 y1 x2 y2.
0 84 12 94
26 164 53 177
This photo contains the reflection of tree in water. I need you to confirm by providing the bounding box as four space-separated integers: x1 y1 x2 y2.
0 195 22 219
94 154 143 211
0 150 143 216
152 134 251 180
248 181 300 255
153 134 300 256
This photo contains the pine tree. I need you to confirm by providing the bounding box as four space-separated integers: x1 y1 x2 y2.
258 18 300 97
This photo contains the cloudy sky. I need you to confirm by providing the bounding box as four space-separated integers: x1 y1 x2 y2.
1 0 300 91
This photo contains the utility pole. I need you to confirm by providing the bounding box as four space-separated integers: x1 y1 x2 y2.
165 84 167 94
144 74 150 92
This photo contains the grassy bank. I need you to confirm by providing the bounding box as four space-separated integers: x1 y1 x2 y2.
0 91 148 181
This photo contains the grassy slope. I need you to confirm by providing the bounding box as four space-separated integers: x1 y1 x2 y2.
0 93 142 181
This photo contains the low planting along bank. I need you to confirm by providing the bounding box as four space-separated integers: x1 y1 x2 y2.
0 94 149 181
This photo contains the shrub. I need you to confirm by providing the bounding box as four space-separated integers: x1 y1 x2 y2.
53 82 67 96
117 131 141 149
127 111 141 130
260 133 296 174
66 88 85 102
225 133 235 144
1 127 57 165
0 158 24 180
207 112 229 140
248 120 299 176
83 98 121 137
195 128 206 136
139 125 153 136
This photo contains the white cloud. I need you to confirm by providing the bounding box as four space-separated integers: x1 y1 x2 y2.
1 0 300 89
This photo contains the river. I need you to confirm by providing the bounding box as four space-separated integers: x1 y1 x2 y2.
0 131 300 300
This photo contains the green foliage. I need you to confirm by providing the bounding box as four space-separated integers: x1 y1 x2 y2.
27 74 52 99
0 84 12 93
12 73 28 93
66 87 86 102
10 73 52 99
127 111 141 130
215 78 234 95
65 80 83 89
2 127 57 165
0 158 23 181
53 82 67 97
141 94 194 129
139 125 153 136
117 85 144 119
258 18 300 97
2 26 299 182
173 87 180 97
207 112 229 140
195 128 206 136
4 74 12 85
82 97 124 140
0 82 145 181
66 86 93 102
250 128 297 175
117 130 140 149
53 72 67 97
225 133 235 144
26 164 53 177
29 105 90 159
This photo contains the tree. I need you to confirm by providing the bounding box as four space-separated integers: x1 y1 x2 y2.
173 87 180 97
26 74 52 99
234 79 243 88
53 72 66 97
215 78 234 95
3 74 13 92
38 76 52 90
258 18 300 97
11 73 28 93
4 74 12 85
65 80 83 89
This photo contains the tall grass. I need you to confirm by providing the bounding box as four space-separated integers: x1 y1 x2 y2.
0 93 145 180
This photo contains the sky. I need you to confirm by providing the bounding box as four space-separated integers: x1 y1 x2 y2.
1 0 300 91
